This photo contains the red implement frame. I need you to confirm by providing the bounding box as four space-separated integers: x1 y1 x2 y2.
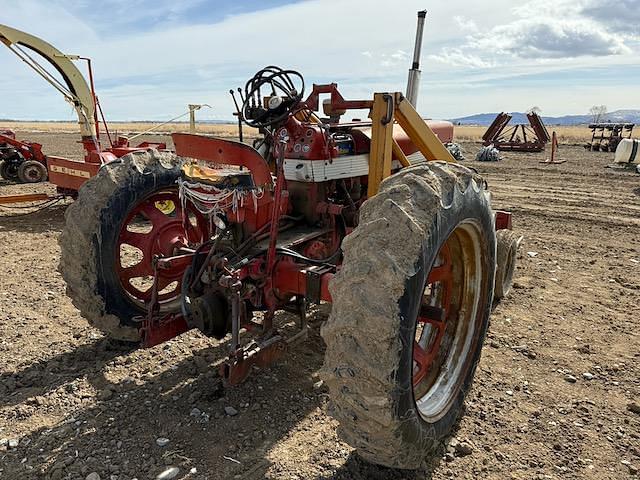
0 132 47 164
482 112 550 152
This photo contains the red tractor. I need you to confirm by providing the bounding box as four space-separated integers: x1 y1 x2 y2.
0 129 48 183
59 66 519 469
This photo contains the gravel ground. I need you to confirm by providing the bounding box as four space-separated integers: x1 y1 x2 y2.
0 134 638 479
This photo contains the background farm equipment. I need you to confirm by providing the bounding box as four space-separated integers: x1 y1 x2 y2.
482 112 551 152
0 129 48 183
540 131 566 165
0 25 173 201
586 123 634 152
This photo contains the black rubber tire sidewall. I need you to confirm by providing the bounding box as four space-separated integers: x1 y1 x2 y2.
0 161 8 180
394 187 496 451
0 160 19 181
18 160 47 183
95 160 182 328
495 230 519 300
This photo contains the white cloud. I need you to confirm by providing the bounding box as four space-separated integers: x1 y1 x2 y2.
428 48 493 69
581 0 640 37
428 0 638 83
1 0 453 120
380 50 409 67
453 16 478 32
474 18 631 58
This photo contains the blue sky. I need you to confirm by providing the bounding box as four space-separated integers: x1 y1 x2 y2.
0 0 638 122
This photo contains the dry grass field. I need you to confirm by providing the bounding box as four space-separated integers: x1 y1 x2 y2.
2 121 592 145
0 121 258 139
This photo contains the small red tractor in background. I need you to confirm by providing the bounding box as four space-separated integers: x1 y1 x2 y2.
59 63 519 468
0 24 166 199
0 128 48 183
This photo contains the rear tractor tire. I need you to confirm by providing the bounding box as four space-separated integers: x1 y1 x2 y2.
18 160 48 183
494 229 521 300
59 149 209 342
321 162 496 469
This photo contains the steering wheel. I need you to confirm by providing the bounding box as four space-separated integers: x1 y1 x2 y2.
241 66 305 129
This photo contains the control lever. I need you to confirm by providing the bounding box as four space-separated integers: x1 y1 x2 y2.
229 89 244 142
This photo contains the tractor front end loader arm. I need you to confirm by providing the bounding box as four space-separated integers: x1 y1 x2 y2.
366 92 456 196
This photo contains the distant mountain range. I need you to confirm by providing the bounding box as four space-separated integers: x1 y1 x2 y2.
450 109 640 126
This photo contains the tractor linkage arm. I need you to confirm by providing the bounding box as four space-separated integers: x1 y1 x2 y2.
305 85 457 195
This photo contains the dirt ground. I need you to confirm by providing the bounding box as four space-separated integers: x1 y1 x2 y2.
1 133 639 480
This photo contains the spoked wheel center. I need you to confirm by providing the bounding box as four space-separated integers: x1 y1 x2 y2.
116 190 208 309
412 221 484 422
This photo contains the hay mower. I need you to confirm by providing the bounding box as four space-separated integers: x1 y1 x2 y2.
59 61 519 471
0 24 167 201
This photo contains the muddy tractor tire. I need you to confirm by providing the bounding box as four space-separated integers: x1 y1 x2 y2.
18 160 48 183
494 229 520 300
59 150 208 342
321 162 496 469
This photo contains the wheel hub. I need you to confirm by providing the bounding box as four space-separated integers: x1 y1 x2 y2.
152 220 187 257
23 164 42 181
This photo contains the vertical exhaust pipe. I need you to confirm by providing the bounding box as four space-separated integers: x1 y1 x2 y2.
406 10 427 107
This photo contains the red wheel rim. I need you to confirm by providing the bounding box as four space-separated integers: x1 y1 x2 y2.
412 243 453 389
116 189 208 309
411 221 486 421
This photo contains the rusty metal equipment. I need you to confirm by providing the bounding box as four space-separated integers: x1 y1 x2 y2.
92 75 463 352
482 112 551 152
33 10 518 469
586 123 634 152
540 131 565 164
